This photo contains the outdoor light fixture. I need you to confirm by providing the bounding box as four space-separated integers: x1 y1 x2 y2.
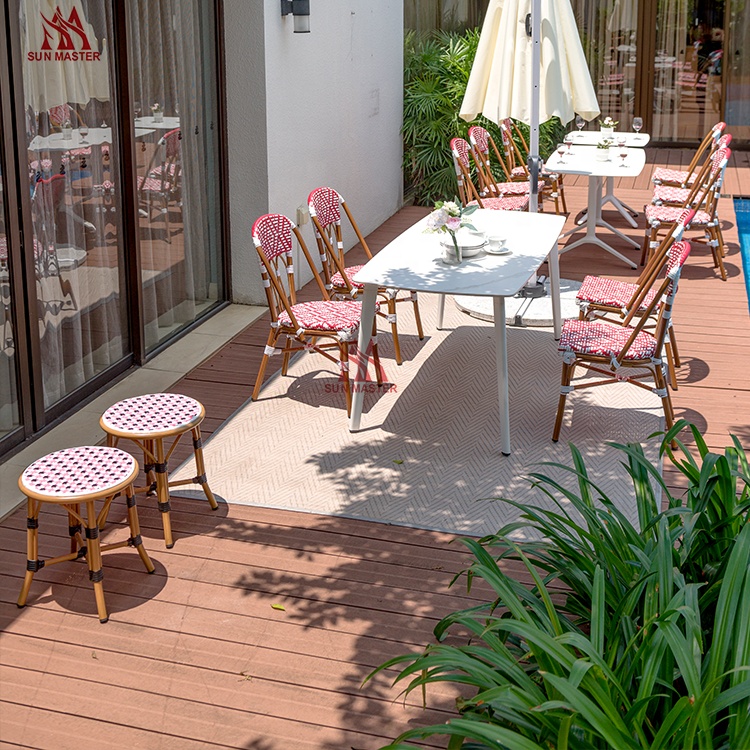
281 0 310 33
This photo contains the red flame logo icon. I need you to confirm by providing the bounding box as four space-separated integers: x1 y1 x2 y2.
40 6 91 51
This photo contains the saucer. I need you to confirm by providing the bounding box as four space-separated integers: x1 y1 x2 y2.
486 244 512 256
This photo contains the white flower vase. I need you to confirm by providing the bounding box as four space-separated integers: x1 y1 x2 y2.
441 235 462 266
154 111 164 123
596 148 610 162
600 126 614 138
61 126 73 140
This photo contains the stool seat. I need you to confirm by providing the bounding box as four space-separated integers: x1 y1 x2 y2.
20 446 137 500
100 393 203 438
16 446 154 624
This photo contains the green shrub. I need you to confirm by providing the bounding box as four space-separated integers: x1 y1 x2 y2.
370 422 750 749
403 29 567 206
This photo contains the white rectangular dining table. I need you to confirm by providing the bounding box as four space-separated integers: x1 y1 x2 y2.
546 144 646 268
349 209 566 456
567 130 650 227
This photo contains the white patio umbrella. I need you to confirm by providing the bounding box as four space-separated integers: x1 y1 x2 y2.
460 0 600 212
21 0 110 113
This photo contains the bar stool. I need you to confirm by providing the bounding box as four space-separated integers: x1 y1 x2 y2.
17 446 155 624
100 393 218 549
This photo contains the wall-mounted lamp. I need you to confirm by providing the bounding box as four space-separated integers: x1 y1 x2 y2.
281 0 310 33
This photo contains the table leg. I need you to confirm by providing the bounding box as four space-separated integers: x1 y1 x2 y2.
436 294 445 330
349 283 379 432
602 176 639 226
492 296 511 456
561 177 638 269
548 241 561 340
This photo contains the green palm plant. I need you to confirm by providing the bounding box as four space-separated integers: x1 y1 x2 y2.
403 30 566 206
369 422 750 749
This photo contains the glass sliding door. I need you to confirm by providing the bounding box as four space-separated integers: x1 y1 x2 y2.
725 0 750 142
652 0 725 141
19 0 129 409
127 0 223 353
571 0 638 128
0 133 21 439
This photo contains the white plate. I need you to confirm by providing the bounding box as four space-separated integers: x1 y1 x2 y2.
485 245 512 256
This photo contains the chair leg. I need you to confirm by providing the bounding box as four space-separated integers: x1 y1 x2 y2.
552 361 573 441
387 296 402 365
124 485 155 574
667 324 681 368
252 329 279 401
558 178 568 214
339 343 352 417
84 500 108 623
153 438 174 549
654 366 675 433
708 228 727 280
371 320 383 386
665 341 679 390
17 498 41 608
281 335 293 376
191 426 218 510
411 291 425 340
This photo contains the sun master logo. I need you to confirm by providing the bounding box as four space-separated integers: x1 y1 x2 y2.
27 6 102 62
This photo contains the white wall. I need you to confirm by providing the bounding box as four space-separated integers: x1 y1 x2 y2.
224 1 404 300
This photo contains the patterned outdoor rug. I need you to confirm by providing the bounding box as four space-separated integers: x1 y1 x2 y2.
172 294 663 539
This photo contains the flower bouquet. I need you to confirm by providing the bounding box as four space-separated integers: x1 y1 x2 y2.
596 137 613 161
424 199 478 265
599 116 618 137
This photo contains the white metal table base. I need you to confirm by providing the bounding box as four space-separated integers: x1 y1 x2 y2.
560 176 638 268
602 176 639 226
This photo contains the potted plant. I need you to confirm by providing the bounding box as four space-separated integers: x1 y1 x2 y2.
596 137 612 161
151 102 164 123
424 199 478 265
599 115 618 137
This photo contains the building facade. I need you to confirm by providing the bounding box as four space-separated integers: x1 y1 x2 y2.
0 0 404 458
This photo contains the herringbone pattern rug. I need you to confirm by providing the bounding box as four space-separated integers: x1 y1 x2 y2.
172 294 663 538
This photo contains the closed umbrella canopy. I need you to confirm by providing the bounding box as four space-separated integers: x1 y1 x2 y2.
460 0 600 127
21 0 110 112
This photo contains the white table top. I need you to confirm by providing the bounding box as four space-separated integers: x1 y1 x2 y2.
567 130 650 147
353 210 565 297
29 127 154 151
546 144 646 178
134 116 181 130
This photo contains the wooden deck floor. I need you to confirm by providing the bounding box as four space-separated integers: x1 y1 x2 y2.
1 147 748 748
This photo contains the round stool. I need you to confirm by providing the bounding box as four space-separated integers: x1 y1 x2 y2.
100 393 218 549
17 446 155 624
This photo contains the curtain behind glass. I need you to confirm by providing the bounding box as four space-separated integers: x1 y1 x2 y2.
571 0 637 129
19 0 127 408
128 0 221 352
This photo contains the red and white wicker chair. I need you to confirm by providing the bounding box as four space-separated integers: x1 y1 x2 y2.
137 128 182 243
651 134 731 207
450 138 529 212
576 208 695 389
499 118 567 214
642 147 730 279
467 126 530 200
308 186 423 366
251 213 382 416
553 241 692 442
651 121 725 188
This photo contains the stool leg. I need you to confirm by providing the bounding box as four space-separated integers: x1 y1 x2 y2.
154 438 174 549
17 498 41 608
191 427 218 510
84 500 108 623
144 439 157 496
125 485 155 573
68 503 82 554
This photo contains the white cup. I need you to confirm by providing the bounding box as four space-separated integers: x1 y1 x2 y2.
488 236 506 251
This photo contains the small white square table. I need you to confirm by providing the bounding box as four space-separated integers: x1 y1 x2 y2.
349 209 566 456
546 143 646 268
567 130 650 226
134 116 181 131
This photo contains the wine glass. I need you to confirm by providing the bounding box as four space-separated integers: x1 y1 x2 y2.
618 139 628 168
79 122 89 145
575 115 585 138
564 132 574 153
556 142 566 164
632 116 643 140
134 101 142 120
